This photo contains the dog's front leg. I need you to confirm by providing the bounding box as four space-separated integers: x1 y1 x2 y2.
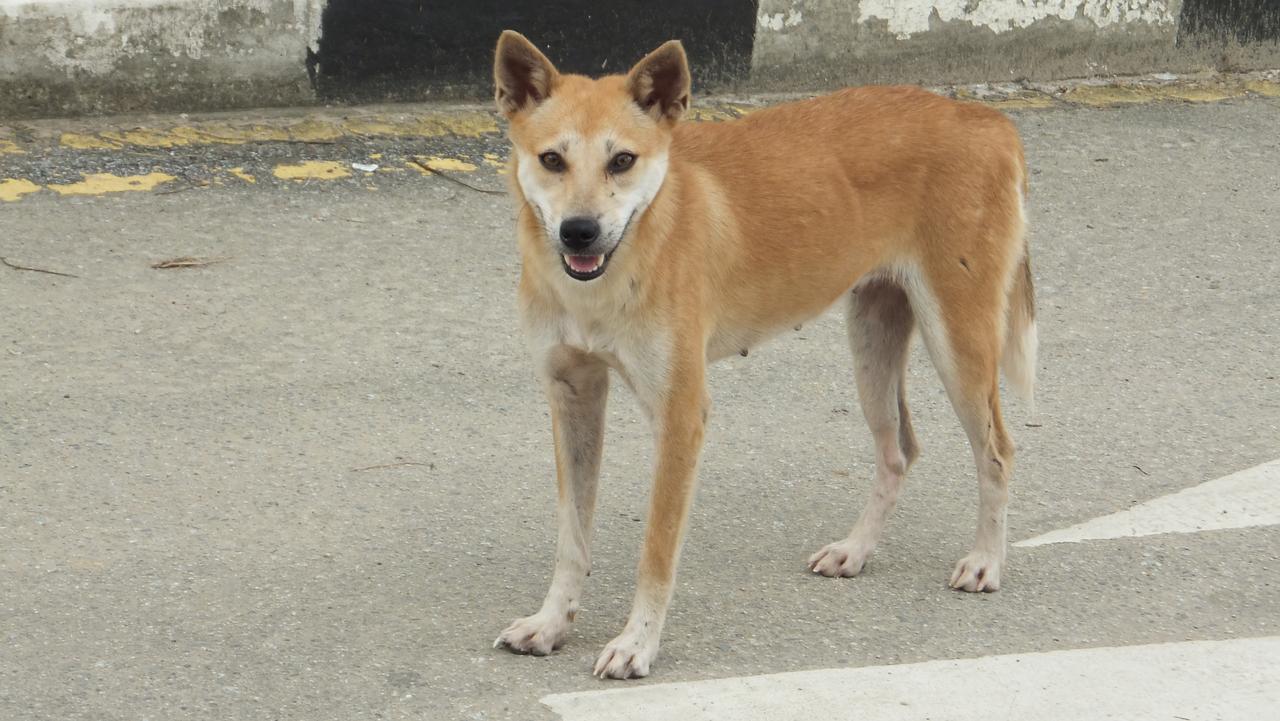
595 348 708 679
496 345 609 656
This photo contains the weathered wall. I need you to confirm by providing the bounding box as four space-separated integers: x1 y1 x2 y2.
1 0 1277 119
0 0 321 118
750 0 1277 88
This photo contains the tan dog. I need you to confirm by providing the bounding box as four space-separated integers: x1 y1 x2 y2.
491 31 1036 679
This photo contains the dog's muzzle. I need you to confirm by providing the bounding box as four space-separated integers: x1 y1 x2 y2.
559 216 612 281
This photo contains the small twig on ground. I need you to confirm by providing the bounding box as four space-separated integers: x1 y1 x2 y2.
157 179 211 195
191 134 338 145
408 158 506 195
1 256 79 278
350 461 433 472
1131 464 1150 476
150 256 231 269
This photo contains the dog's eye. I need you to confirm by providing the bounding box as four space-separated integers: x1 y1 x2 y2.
608 152 636 173
539 152 565 172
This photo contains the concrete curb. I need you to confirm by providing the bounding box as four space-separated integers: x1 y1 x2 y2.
2 70 1277 204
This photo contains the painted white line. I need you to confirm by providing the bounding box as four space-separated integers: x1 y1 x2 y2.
542 636 1280 721
1015 458 1280 547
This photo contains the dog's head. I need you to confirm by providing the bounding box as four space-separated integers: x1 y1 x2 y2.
494 31 690 282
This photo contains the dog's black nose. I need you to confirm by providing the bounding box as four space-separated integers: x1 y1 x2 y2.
559 217 600 249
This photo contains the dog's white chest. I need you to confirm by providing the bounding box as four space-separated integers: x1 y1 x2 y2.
560 315 616 354
529 306 671 404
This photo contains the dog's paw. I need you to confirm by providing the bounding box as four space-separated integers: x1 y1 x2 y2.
949 551 1002 592
807 539 873 578
494 611 573 656
593 627 659 680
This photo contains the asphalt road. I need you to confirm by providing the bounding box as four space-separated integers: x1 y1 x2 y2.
2 96 1278 720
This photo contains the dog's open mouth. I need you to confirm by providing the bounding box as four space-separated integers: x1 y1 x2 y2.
561 252 612 281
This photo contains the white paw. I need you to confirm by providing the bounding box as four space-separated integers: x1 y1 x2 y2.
807 539 873 578
949 551 1003 592
593 626 659 679
494 610 573 656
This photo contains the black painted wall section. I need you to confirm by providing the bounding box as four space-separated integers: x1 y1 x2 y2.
1180 0 1280 44
317 0 759 103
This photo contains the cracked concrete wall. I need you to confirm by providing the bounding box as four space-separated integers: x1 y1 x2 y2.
750 0 1280 89
0 0 323 118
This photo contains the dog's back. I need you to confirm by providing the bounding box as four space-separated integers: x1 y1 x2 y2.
669 86 1030 369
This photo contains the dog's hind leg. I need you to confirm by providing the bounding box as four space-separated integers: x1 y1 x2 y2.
496 345 609 655
809 278 918 578
907 260 1015 593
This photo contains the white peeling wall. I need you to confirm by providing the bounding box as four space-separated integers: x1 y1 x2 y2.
855 0 1176 40
0 0 325 116
0 0 323 77
751 0 1192 86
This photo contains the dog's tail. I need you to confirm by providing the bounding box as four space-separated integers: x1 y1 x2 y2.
1002 246 1038 412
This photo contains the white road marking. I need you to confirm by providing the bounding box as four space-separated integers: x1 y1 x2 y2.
542 636 1280 721
1015 458 1280 547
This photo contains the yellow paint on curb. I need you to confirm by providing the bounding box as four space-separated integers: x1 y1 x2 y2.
60 132 120 150
273 160 352 181
409 156 478 173
724 103 761 116
338 113 501 139
405 112 500 138
242 125 292 143
1063 85 1155 106
0 139 24 155
287 119 344 143
1065 82 1248 107
169 126 245 144
1245 80 1280 97
983 96 1058 110
170 124 288 145
48 172 176 196
1164 83 1245 103
0 178 42 202
51 114 505 150
343 118 408 137
228 167 256 184
99 128 191 148
689 107 737 122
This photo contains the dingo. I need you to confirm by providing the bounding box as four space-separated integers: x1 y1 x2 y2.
491 31 1036 679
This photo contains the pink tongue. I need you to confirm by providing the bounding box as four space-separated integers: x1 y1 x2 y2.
567 255 600 272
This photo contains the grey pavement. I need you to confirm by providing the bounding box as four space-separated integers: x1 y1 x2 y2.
2 97 1279 720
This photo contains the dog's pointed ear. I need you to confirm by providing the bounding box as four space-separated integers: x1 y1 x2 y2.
494 30 559 118
627 40 691 124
